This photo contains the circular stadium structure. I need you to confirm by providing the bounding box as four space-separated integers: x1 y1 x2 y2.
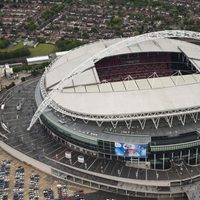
22 30 200 199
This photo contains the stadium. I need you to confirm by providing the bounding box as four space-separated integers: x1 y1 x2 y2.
32 30 200 168
2 30 200 200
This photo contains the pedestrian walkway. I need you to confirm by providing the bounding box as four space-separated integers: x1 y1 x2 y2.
184 183 200 200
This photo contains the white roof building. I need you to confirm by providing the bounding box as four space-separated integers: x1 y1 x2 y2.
28 30 200 131
41 36 200 124
26 56 50 65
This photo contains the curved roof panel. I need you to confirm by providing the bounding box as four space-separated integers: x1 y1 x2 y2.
44 36 200 118
53 81 200 116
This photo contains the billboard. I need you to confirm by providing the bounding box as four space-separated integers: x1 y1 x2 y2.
115 143 147 158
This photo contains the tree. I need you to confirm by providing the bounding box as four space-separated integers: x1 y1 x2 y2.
24 21 37 31
133 31 140 36
0 39 10 49
0 3 4 9
55 39 88 51
31 70 39 76
6 82 15 90
0 47 30 60
21 77 26 82
107 16 122 30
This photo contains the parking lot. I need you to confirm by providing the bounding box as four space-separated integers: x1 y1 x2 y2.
0 148 97 200
0 148 141 200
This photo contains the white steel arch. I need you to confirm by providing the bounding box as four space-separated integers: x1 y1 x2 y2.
27 30 200 130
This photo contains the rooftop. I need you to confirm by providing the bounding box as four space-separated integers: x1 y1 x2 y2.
43 36 200 121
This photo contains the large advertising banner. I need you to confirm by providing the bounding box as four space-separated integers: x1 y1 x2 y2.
115 143 147 158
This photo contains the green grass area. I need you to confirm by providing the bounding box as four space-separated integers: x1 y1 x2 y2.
0 42 58 56
0 42 24 52
29 43 58 56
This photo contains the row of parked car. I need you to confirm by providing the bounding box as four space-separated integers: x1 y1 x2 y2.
13 166 24 200
57 184 69 200
74 190 85 200
0 160 11 200
43 188 55 200
29 173 40 200
0 160 86 200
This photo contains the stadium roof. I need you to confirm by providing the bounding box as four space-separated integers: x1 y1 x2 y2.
45 38 200 89
28 30 200 130
52 79 200 116
43 37 200 120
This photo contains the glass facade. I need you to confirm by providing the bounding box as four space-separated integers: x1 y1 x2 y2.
149 146 200 169
151 140 200 152
41 115 98 151
41 114 200 170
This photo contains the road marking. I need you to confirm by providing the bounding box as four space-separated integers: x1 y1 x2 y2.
87 158 97 170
